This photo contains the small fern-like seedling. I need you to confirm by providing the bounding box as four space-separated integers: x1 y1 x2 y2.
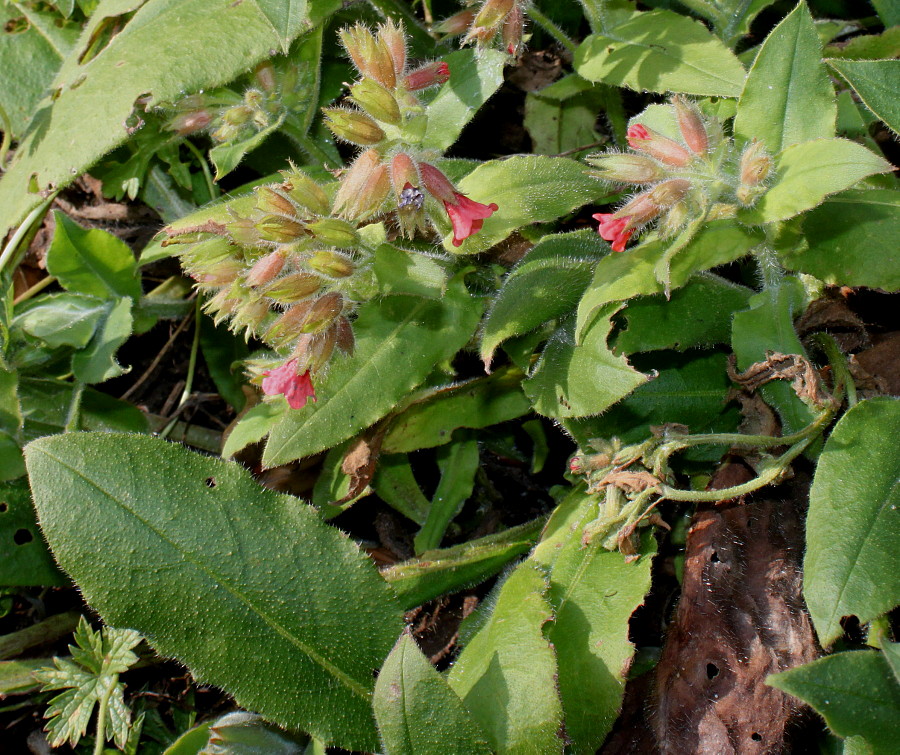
35 616 142 753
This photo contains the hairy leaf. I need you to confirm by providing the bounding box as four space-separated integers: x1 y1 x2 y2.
827 59 900 136
25 433 404 750
0 477 66 587
804 398 900 646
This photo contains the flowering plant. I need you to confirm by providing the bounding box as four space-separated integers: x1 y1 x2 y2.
0 1 897 753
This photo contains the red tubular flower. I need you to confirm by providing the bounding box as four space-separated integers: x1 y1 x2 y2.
593 213 634 252
404 61 450 91
626 123 693 167
444 194 499 246
261 359 317 409
626 124 650 149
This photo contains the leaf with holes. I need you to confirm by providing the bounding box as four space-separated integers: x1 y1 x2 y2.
24 432 404 751
0 477 66 587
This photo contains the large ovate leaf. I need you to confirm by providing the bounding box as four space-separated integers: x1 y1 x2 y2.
12 294 108 350
524 308 647 419
422 48 506 152
575 10 746 97
803 398 900 646
827 59 900 136
24 432 404 751
531 488 655 753
780 190 900 291
447 561 563 754
576 222 763 340
373 633 492 755
261 279 483 467
734 1 836 153
524 74 605 155
444 156 603 254
0 0 340 241
767 650 900 754
70 297 134 384
740 138 893 225
480 229 607 364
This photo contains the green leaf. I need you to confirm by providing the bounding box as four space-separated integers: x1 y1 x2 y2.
575 222 763 340
447 561 564 754
221 401 286 459
827 59 900 136
0 0 340 242
262 280 483 466
531 488 655 752
71 296 134 384
371 454 430 525
0 658 51 697
614 274 753 353
524 309 647 419
884 642 900 686
46 213 141 300
574 10 746 97
374 633 492 755
731 277 814 435
739 138 893 224
871 0 900 27
414 438 480 554
162 722 213 755
803 398 900 647
372 243 449 299
381 367 531 455
0 5 78 136
253 0 340 53
524 74 604 155
202 711 309 754
480 229 607 363
780 190 900 291
209 112 286 181
825 28 900 62
767 650 900 754
422 48 506 152
25 432 404 751
12 293 108 349
734 1 836 153
35 616 141 749
382 517 546 610
0 477 66 587
0 367 24 481
444 156 603 254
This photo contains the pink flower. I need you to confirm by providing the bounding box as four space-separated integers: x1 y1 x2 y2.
404 61 450 91
626 124 650 149
444 193 499 246
261 359 317 409
593 213 634 252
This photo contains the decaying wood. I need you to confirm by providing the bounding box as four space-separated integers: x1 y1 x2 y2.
604 461 819 754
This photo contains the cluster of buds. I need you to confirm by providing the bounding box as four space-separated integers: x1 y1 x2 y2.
324 21 499 246
167 61 296 144
435 0 526 56
586 97 774 252
172 164 364 409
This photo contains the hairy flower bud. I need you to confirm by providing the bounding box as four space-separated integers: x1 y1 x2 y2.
256 215 307 244
255 62 276 92
379 19 407 77
222 105 253 126
245 251 286 287
306 218 359 247
434 9 476 36
391 153 421 200
256 186 298 217
673 96 709 155
418 162 457 204
280 166 331 217
264 272 324 304
323 107 386 146
226 210 262 247
739 140 772 187
585 153 666 184
169 109 212 135
350 78 401 125
502 3 525 56
649 178 691 208
231 297 271 333
403 61 450 91
307 250 354 278
626 124 693 167
338 24 396 89
334 149 391 220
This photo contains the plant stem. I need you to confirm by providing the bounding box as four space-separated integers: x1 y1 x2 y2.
93 675 116 755
13 274 56 306
159 297 202 439
527 3 577 53
183 139 219 200
0 194 57 276
813 332 857 408
64 382 86 433
754 245 784 289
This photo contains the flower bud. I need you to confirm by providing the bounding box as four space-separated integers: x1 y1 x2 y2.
403 62 450 91
307 250 354 278
223 105 253 126
197 258 243 288
434 9 476 36
280 166 331 216
226 210 263 247
334 149 382 219
391 153 421 199
264 272 324 303
231 297 271 333
245 251 286 287
626 124 693 167
673 96 709 155
256 215 307 244
255 62 276 92
323 107 386 146
350 78 401 125
649 178 691 208
418 162 457 203
256 186 297 217
334 316 355 355
306 218 359 247
473 0 515 31
204 289 240 323
502 3 524 56
169 109 212 135
585 153 666 184
338 24 396 89
739 140 772 187
379 19 407 77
